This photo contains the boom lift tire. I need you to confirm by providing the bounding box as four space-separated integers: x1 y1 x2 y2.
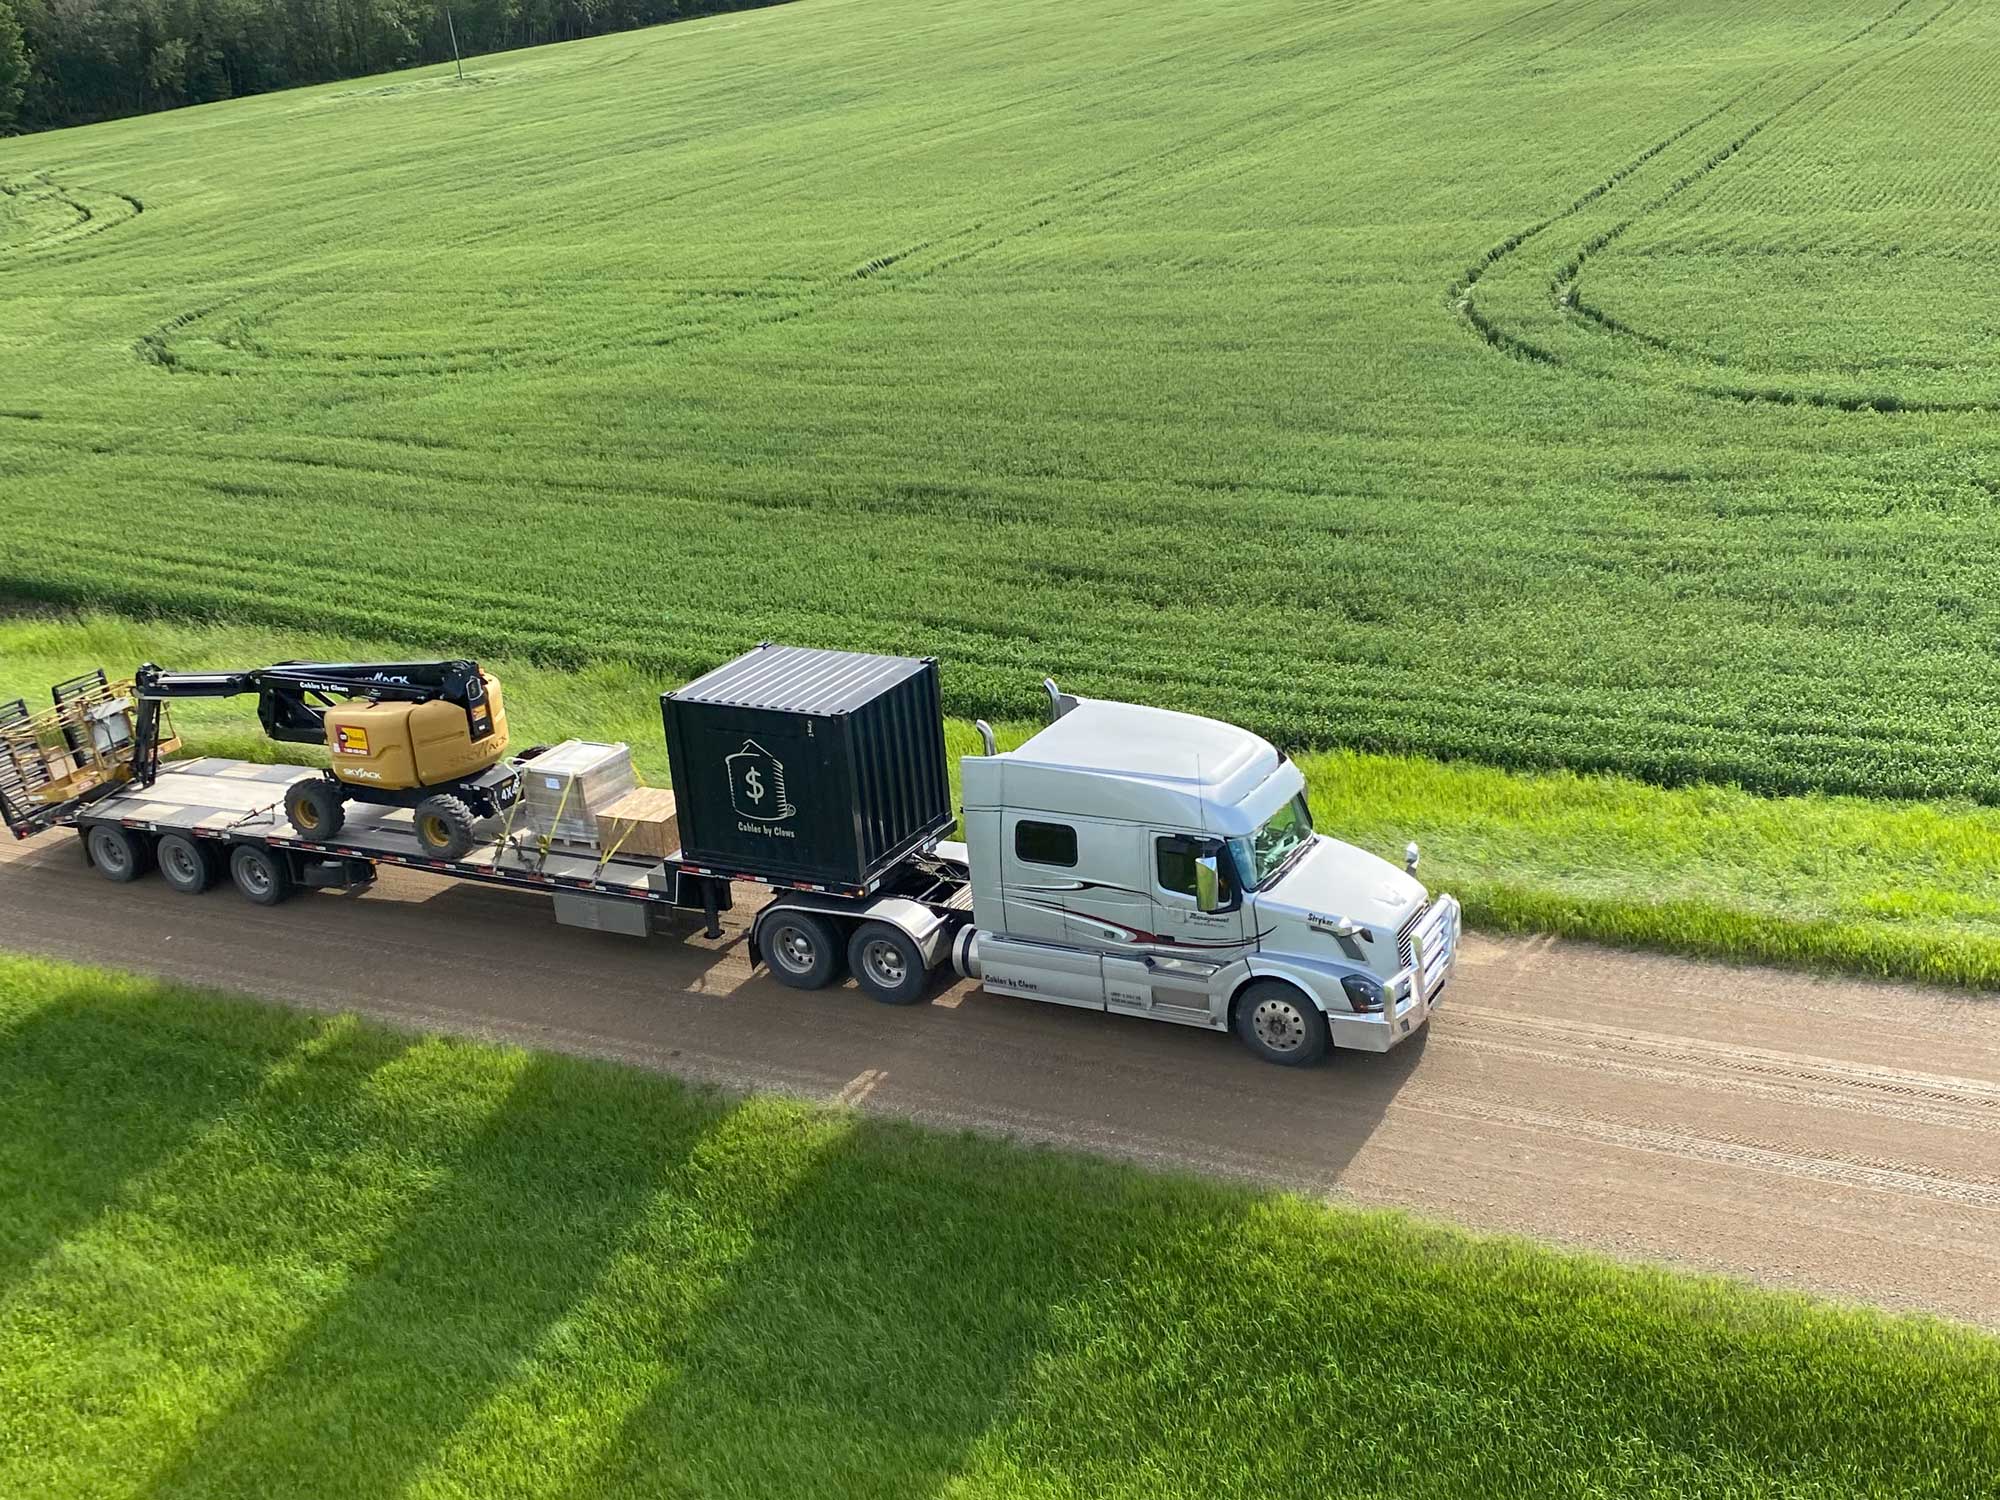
156 833 220 894
847 922 931 1005
1232 979 1330 1066
86 824 152 883
413 793 478 861
759 911 844 990
229 844 294 906
285 777 347 840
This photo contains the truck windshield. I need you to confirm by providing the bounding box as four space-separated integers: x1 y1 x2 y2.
1229 794 1315 890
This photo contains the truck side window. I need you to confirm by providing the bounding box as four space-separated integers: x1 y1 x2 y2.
1156 835 1235 903
1015 819 1077 868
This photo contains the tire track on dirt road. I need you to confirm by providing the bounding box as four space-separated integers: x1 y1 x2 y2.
3 828 1997 1325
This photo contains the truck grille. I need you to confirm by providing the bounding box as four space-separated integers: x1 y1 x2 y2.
1397 902 1428 972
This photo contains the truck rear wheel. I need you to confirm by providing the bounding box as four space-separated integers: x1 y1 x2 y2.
759 911 843 990
156 833 219 894
86 825 152 883
285 778 346 840
848 923 931 1006
1233 979 1330 1066
414 794 477 861
229 844 294 906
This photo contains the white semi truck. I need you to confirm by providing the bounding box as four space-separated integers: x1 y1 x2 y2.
3 645 1458 1065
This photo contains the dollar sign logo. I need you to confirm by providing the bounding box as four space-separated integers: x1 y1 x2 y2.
744 766 765 803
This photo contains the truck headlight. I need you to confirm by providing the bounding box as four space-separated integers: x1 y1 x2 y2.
1340 974 1385 1013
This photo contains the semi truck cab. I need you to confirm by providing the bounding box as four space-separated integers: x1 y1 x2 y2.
955 692 1459 1064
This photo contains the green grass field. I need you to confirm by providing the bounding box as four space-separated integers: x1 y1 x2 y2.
5 0 2000 801
1 952 1994 1500
15 611 2000 988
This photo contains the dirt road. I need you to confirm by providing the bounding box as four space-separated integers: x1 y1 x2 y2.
5 830 1997 1326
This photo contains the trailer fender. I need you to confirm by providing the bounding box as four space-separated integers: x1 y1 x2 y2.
752 893 954 972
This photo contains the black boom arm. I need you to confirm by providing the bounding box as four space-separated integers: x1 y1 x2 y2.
129 659 491 787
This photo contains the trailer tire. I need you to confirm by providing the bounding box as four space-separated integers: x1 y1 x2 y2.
1232 979 1330 1066
229 844 294 906
848 923 931 1006
285 778 346 840
414 794 477 861
86 825 152 883
157 833 220 894
759 911 844 990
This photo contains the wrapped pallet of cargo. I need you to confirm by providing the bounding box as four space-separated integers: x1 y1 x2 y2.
515 740 638 849
660 644 952 894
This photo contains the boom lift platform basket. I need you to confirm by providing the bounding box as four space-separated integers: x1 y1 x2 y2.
0 672 180 839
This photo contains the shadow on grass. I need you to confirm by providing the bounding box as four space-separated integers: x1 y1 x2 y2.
562 1119 1260 1500
0 981 285 1305
134 1051 718 1500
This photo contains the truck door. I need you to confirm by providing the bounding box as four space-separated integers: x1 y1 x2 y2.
1148 833 1248 956
1102 836 1246 1025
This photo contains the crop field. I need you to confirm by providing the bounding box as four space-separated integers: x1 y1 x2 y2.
4 0 2000 801
3 955 1996 1500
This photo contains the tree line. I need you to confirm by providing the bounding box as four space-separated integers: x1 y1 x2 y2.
0 0 783 135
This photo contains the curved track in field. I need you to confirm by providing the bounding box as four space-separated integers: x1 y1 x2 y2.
1452 0 1997 413
4 829 1998 1327
0 174 143 258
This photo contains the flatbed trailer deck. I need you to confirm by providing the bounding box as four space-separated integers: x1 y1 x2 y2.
77 757 691 903
64 758 975 977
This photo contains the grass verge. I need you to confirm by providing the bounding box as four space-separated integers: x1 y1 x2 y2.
7 612 2000 989
0 951 1994 1499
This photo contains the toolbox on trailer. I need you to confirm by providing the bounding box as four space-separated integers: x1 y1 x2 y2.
661 644 952 893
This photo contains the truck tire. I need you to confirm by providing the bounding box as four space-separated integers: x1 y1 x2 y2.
848 922 931 1006
229 844 294 906
1233 979 1330 1066
285 778 346 840
86 824 152 883
414 794 477 861
156 833 220 894
759 911 844 990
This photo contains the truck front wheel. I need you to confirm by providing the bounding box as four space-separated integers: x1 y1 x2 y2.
759 911 843 990
848 923 931 1006
1233 980 1330 1066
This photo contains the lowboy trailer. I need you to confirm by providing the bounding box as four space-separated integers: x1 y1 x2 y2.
4 644 1459 1065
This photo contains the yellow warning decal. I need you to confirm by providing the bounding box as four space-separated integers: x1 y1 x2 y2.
336 726 370 755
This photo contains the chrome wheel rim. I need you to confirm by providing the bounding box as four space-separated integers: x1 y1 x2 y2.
1251 997 1308 1053
861 939 906 989
774 925 817 974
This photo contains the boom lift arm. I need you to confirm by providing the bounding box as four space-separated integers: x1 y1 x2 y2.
130 660 497 787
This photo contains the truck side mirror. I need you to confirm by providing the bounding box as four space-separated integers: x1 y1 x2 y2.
1195 852 1222 913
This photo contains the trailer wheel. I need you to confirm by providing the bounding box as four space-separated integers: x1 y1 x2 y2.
848 923 931 1006
413 794 477 861
229 845 294 906
759 911 843 990
156 833 220 894
1232 980 1330 1066
86 825 152 883
285 778 346 840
